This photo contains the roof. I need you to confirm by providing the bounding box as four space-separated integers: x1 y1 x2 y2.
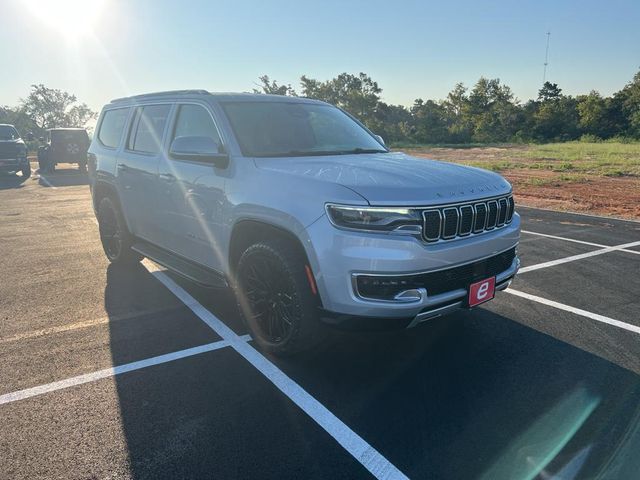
109 90 324 105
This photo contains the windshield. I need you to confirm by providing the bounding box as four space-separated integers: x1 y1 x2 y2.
0 125 20 140
51 130 89 144
221 101 387 157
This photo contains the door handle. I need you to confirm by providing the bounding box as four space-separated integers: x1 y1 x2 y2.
159 173 176 183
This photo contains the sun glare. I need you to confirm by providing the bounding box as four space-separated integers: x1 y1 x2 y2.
25 0 107 41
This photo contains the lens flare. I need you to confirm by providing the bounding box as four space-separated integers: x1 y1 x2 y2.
25 0 107 41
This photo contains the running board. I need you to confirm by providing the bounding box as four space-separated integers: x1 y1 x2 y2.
132 242 228 288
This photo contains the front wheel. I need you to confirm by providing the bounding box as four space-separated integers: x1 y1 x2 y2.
235 239 323 355
97 196 142 265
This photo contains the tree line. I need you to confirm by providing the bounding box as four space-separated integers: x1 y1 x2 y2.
3 72 639 146
0 84 97 140
254 70 640 144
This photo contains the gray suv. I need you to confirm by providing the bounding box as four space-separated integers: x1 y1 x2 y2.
88 90 520 354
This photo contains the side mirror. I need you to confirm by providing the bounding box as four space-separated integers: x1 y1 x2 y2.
169 136 229 168
374 134 385 146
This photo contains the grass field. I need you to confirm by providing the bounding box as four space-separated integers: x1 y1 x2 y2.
400 142 640 219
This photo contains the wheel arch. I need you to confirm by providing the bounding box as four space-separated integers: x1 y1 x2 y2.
228 219 322 304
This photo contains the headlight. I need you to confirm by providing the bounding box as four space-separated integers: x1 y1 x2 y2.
326 204 422 234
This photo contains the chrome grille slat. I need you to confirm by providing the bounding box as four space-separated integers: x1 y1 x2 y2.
421 195 514 243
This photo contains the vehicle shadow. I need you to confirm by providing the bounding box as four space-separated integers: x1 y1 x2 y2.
105 264 640 479
0 172 29 190
38 168 89 187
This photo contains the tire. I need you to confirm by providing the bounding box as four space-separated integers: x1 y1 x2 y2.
21 164 30 178
78 161 87 173
96 196 142 265
235 238 323 355
37 149 47 173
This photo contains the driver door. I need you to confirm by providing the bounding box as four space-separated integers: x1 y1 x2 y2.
156 103 227 271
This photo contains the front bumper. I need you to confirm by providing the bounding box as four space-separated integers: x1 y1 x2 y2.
305 212 521 327
0 157 28 172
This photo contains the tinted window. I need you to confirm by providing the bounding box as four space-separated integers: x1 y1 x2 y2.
172 104 222 145
221 102 385 157
97 108 129 148
0 125 20 140
129 105 171 154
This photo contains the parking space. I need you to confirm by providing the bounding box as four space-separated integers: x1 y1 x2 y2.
1 167 639 479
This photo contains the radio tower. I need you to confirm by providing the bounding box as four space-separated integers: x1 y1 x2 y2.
542 31 551 84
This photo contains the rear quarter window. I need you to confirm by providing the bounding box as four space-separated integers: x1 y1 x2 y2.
97 108 130 148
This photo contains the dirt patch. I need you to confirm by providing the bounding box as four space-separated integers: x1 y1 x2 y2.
403 146 640 220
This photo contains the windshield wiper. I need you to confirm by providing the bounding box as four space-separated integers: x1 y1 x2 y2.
342 148 389 154
255 148 389 158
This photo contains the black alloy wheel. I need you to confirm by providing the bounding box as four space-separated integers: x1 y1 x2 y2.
236 239 322 355
97 197 141 264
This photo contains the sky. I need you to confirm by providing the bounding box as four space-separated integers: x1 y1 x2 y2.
1 0 639 112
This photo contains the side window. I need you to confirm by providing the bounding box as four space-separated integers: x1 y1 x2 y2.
172 104 222 146
128 104 171 154
97 108 129 148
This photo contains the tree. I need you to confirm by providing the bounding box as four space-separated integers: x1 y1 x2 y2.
537 82 563 102
441 83 473 142
300 72 382 126
614 69 640 138
410 99 449 144
576 91 610 138
532 83 579 141
19 84 97 135
253 75 296 96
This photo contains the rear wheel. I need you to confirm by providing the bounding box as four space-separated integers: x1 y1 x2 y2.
97 196 142 265
235 239 323 355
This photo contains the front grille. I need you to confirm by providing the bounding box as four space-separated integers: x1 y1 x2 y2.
0 145 19 160
422 194 514 243
355 247 517 300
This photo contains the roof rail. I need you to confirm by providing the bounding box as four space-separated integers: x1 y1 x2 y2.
110 89 210 103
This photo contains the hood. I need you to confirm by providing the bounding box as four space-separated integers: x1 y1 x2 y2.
254 152 511 206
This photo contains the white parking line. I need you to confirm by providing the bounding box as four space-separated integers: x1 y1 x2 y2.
522 230 640 255
506 288 640 335
148 266 409 480
519 240 640 273
0 339 236 405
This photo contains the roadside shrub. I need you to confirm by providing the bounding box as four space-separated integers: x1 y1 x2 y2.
579 134 602 143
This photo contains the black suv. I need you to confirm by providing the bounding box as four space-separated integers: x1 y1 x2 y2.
0 124 30 178
37 128 90 173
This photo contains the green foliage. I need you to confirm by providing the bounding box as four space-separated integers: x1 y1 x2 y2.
20 84 97 134
256 68 640 145
253 75 297 96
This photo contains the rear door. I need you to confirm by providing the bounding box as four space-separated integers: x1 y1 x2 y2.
156 102 227 271
117 103 172 241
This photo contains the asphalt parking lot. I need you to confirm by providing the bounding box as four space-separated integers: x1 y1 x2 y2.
1 166 640 480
